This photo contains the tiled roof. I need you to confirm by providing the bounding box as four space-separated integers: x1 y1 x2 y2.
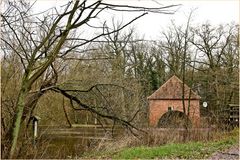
147 75 201 100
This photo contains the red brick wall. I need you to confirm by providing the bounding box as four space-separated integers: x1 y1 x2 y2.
149 99 200 127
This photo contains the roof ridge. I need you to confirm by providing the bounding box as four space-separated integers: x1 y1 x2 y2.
147 75 176 99
147 75 200 100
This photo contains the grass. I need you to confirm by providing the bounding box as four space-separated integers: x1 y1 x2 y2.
113 138 237 159
83 128 239 159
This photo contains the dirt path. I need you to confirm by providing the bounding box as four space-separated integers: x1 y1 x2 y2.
209 145 239 160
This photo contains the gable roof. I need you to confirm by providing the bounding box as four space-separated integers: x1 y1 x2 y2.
147 75 201 100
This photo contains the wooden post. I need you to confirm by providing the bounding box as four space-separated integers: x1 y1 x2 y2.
32 116 40 146
33 120 38 145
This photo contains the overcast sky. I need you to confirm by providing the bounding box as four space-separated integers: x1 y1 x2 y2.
31 0 239 40
2 0 239 40
136 0 239 39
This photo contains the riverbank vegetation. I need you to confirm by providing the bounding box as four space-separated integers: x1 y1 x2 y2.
83 128 239 159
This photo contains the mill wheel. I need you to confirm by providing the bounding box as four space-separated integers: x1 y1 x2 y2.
157 110 192 128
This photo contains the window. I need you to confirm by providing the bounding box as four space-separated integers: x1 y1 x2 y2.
168 107 172 111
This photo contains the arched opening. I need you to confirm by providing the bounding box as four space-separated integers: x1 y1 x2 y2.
157 111 192 128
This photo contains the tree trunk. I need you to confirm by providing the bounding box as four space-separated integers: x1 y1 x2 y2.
9 87 28 159
62 97 72 127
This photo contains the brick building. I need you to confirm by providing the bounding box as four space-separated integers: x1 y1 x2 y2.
148 75 201 127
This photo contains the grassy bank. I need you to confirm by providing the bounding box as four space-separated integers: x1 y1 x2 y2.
83 128 239 159
113 137 238 159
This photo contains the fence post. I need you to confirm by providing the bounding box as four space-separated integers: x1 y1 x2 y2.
31 116 41 146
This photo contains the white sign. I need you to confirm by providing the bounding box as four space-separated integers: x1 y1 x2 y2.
203 102 208 108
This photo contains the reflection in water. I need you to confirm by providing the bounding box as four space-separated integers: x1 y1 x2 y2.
36 125 123 158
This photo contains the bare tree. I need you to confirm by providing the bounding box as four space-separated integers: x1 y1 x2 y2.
190 23 239 112
1 0 178 158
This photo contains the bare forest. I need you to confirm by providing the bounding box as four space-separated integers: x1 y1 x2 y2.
1 0 239 159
